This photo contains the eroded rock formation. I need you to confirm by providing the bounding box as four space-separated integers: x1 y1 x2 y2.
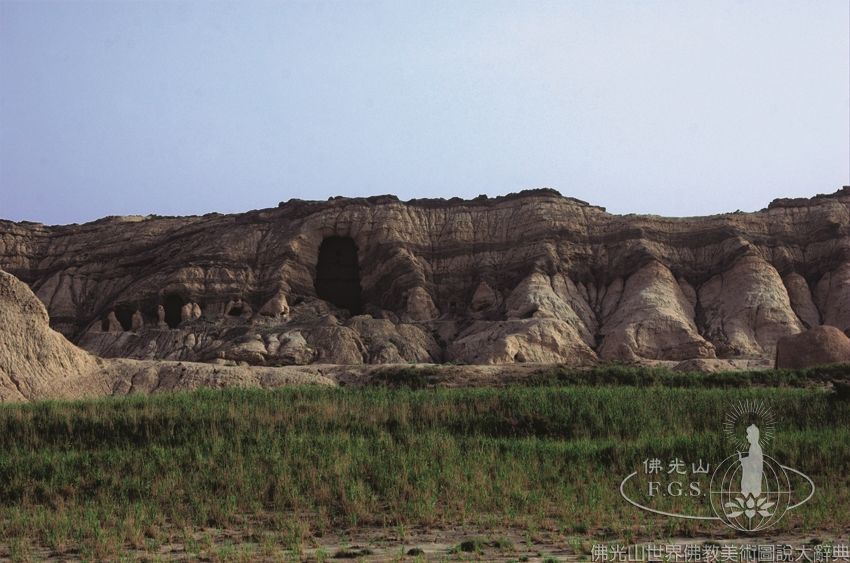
2 186 849 367
0 268 333 401
0 269 103 400
775 326 850 369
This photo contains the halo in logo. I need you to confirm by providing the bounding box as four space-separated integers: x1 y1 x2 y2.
723 400 776 451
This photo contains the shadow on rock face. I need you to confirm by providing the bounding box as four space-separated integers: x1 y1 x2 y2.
163 294 186 329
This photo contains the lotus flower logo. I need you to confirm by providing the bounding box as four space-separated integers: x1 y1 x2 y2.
709 450 795 532
724 494 774 519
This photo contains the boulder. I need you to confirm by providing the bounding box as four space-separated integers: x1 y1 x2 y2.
260 291 290 317
275 331 315 365
774 325 850 369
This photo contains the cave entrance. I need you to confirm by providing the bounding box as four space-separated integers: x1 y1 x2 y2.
315 236 362 314
163 294 185 329
114 304 135 331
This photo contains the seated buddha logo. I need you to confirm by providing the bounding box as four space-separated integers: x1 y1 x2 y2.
620 400 815 533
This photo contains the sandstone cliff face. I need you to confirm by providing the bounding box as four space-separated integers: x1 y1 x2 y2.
2 187 849 367
0 269 103 400
0 268 334 402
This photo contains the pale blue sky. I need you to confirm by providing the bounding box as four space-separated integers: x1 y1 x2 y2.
1 0 848 224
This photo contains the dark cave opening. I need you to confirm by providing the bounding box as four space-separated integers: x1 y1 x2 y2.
315 236 363 314
163 294 185 329
114 304 135 331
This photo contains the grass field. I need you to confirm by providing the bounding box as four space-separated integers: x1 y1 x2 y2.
0 365 848 560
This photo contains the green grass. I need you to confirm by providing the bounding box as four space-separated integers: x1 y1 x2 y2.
527 363 850 388
0 374 848 558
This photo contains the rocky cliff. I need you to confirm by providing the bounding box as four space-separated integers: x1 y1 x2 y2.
0 268 336 401
2 186 849 368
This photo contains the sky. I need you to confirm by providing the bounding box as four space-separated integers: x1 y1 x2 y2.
0 1 848 225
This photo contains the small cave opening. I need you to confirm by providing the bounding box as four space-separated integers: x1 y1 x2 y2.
114 304 135 331
314 236 363 314
163 294 186 329
227 303 244 316
100 304 135 331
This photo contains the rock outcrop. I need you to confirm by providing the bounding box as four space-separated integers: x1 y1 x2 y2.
698 255 803 357
2 186 849 367
598 260 715 361
0 269 103 400
0 269 332 401
774 325 850 369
